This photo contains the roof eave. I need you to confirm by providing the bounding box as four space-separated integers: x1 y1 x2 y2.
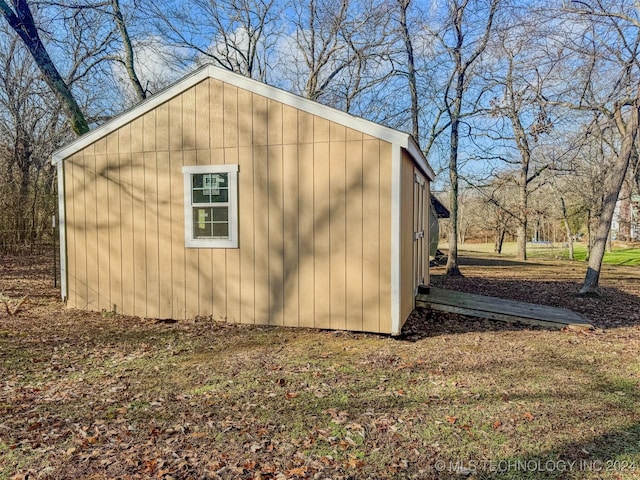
51 63 436 182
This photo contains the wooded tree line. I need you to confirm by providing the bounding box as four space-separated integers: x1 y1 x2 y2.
0 0 638 292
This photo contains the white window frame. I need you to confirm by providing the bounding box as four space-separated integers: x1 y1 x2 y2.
182 164 239 248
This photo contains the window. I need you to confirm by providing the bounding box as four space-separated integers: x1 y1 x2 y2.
182 165 238 248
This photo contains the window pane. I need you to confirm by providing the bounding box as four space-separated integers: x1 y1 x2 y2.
192 173 229 203
212 223 229 237
212 207 228 222
192 207 229 239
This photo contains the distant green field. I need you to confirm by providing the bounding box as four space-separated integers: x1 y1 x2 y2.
447 241 640 266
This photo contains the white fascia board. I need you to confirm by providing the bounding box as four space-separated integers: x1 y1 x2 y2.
51 67 214 165
390 144 402 336
207 66 411 146
56 161 67 300
51 64 424 166
406 136 435 181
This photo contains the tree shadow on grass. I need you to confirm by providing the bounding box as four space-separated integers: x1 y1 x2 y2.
456 255 541 268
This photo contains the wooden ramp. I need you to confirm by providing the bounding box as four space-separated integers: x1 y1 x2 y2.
416 287 593 330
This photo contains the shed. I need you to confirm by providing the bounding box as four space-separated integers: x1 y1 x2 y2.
52 65 435 335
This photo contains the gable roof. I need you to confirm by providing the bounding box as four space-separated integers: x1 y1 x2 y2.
430 195 450 218
51 64 434 180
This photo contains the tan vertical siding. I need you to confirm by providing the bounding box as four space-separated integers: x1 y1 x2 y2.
329 139 346 331
144 152 159 319
183 150 200 319
253 145 269 324
225 147 241 323
237 89 252 147
313 141 331 329
195 82 210 150
64 77 397 333
345 141 363 332
106 153 122 313
94 152 110 312
268 144 284 326
282 143 299 328
223 84 238 148
84 151 99 310
297 142 315 328
131 152 147 318
169 151 186 319
119 151 135 316
182 87 196 151
155 104 168 152
130 117 143 153
143 109 155 152
239 146 255 324
76 154 89 309
361 140 380 332
156 152 172 318
210 80 224 149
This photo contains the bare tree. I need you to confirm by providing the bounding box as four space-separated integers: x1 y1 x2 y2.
0 32 69 247
0 0 89 134
557 0 640 294
397 0 419 141
110 0 146 100
440 0 499 275
483 16 556 261
147 0 279 80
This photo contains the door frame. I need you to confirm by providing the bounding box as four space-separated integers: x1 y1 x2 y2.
413 169 427 295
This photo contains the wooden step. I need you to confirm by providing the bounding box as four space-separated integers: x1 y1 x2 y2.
416 287 593 330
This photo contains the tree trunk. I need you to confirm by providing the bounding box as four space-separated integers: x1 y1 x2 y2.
0 0 89 135
584 210 591 260
516 221 527 261
494 227 505 254
446 160 462 275
112 0 146 101
446 91 462 276
579 99 639 294
398 0 419 142
510 105 530 261
560 197 574 260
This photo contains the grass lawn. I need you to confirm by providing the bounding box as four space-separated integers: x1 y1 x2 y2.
451 241 640 266
1 253 640 479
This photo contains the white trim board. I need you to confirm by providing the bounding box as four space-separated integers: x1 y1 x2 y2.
51 64 433 176
56 161 67 300
390 145 402 336
182 164 239 249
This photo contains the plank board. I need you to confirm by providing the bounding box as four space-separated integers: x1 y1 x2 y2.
416 287 592 329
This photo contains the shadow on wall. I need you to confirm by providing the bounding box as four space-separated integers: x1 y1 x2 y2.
80 137 385 329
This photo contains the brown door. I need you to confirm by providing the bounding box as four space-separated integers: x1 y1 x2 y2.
413 170 426 294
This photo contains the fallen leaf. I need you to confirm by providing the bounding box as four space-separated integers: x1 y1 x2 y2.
143 458 157 473
287 467 306 477
285 392 299 399
523 412 534 421
445 415 457 424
